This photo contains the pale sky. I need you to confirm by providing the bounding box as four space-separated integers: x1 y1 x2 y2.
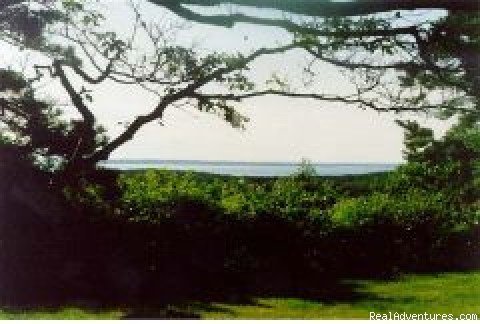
1 0 453 163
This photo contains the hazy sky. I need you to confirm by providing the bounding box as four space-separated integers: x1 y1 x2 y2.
1 0 453 162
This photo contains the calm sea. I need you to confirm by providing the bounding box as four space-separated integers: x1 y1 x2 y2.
100 160 399 177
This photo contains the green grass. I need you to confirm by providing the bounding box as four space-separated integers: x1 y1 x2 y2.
0 308 123 320
193 272 480 319
198 272 480 319
1 271 479 319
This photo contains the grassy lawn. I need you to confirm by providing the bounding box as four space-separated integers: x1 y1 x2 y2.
0 308 124 320
197 272 480 319
1 271 479 319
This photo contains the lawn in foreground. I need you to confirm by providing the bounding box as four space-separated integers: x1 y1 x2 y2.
1 272 479 319
196 271 480 319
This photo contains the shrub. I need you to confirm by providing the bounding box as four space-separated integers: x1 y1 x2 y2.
265 177 337 220
386 161 479 205
388 162 465 191
118 170 219 222
117 169 339 223
393 118 479 204
330 190 454 229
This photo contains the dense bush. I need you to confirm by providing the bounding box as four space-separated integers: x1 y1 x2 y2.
392 118 480 203
117 169 338 223
116 165 477 231
385 162 479 204
331 190 451 228
106 163 479 278
119 170 219 221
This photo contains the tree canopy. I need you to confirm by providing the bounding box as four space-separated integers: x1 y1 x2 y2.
154 0 480 108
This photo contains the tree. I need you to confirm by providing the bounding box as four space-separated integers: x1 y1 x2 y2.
0 0 108 174
0 69 108 171
1 0 478 175
0 0 62 47
394 116 480 204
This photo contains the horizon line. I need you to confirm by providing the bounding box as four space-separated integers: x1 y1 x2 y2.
102 159 403 165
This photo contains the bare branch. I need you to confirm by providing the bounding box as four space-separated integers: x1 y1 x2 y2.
304 48 460 73
88 93 179 162
88 43 301 161
192 89 387 110
60 58 116 85
191 89 473 114
52 60 95 128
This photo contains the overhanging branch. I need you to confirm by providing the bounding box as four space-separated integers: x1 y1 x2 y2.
159 1 419 38
89 43 301 162
155 0 479 18
191 89 468 114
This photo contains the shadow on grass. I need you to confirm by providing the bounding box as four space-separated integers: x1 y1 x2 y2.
1 200 479 319
0 282 376 319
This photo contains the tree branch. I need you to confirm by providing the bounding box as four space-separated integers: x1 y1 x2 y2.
52 60 95 128
156 0 479 18
88 92 180 162
160 1 419 38
60 58 116 85
192 89 389 110
304 48 460 73
89 43 301 162
191 89 469 114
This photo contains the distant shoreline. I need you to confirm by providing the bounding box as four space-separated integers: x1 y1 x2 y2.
99 160 400 177
102 159 402 166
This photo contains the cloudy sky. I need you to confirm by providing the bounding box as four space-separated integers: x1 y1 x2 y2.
1 0 453 163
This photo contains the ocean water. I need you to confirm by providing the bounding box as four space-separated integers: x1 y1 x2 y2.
100 160 399 177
